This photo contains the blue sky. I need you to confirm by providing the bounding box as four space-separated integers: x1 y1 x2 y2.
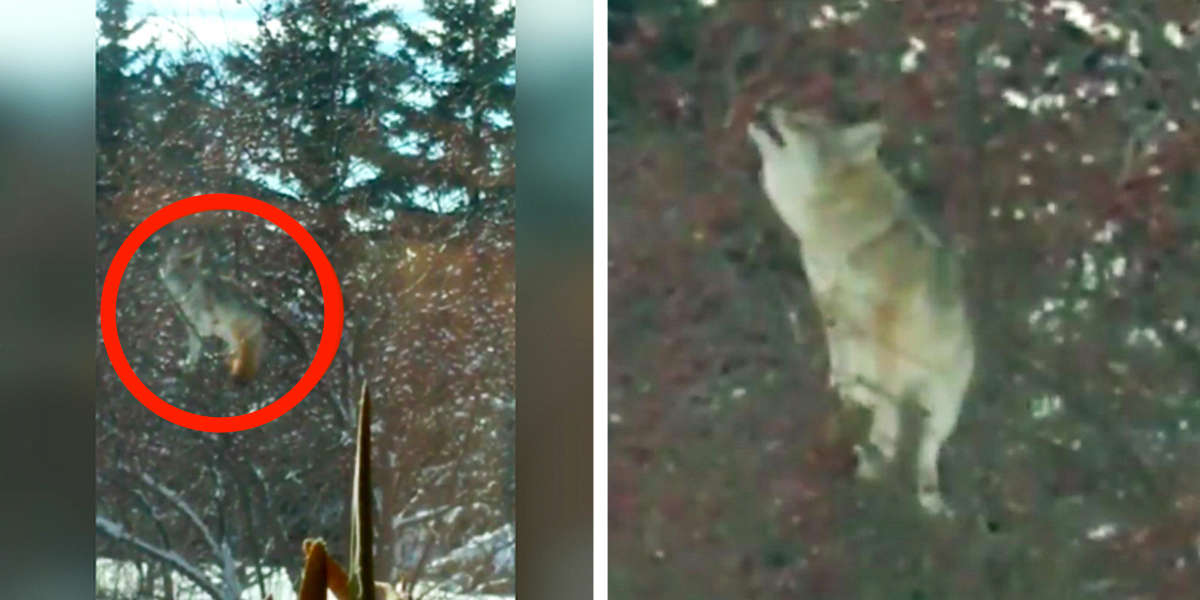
124 0 432 52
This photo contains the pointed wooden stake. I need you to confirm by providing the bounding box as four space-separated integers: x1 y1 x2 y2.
296 384 378 600
348 383 376 600
297 538 330 600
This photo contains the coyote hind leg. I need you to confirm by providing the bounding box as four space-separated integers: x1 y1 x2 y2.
915 384 964 516
855 397 899 481
183 329 202 368
915 422 952 515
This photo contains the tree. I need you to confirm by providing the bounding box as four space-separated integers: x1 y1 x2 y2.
609 1 1200 598
400 0 515 215
96 0 154 218
96 1 516 597
223 0 414 209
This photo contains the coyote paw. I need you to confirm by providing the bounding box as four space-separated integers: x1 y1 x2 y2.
853 445 882 481
179 355 201 371
918 489 954 517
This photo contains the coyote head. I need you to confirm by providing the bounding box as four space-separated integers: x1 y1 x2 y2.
159 245 205 291
747 101 885 183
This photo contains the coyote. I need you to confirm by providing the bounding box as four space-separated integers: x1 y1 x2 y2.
747 103 975 514
159 245 265 385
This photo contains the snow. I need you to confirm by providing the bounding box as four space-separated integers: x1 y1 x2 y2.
97 545 515 600
428 524 515 577
95 558 292 600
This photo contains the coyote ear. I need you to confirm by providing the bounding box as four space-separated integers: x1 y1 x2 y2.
746 121 777 153
839 121 884 163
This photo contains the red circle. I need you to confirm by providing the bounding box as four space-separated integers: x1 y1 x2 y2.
100 193 344 432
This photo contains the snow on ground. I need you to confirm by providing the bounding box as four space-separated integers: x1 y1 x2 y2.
97 558 293 600
429 524 515 576
97 558 514 600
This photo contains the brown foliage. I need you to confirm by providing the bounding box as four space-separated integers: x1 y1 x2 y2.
610 1 1200 597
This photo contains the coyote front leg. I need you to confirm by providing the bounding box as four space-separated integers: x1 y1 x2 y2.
183 327 202 368
915 375 968 515
856 399 898 481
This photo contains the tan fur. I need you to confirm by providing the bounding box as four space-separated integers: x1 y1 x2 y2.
748 103 975 515
159 246 266 385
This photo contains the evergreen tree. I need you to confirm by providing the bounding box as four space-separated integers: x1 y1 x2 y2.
97 1 220 216
96 0 151 209
402 0 515 216
224 0 413 208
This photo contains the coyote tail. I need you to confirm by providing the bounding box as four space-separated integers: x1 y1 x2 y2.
229 330 261 385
